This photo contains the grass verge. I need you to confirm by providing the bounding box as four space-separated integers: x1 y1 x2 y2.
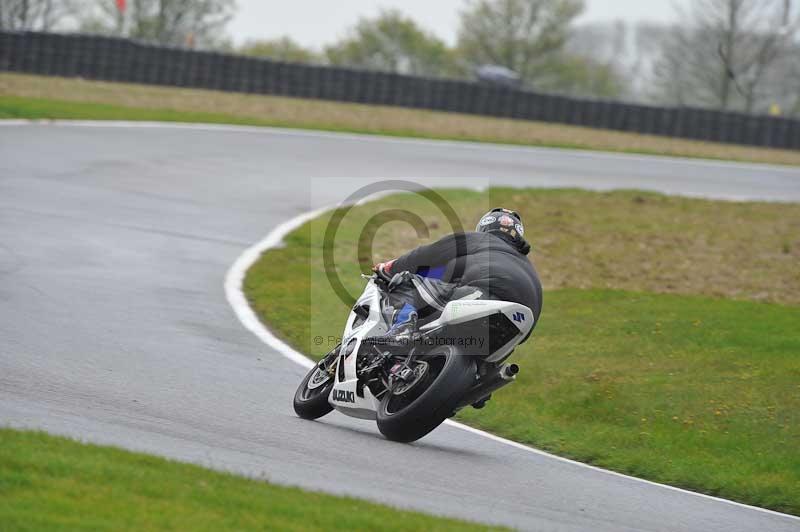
2 73 799 166
243 188 800 515
0 429 502 531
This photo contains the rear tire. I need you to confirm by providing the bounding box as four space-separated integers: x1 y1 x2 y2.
376 345 475 443
293 363 335 420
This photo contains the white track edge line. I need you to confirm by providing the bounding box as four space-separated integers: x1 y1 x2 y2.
2 118 797 174
224 201 799 523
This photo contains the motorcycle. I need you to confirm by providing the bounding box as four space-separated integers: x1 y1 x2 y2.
293 272 534 443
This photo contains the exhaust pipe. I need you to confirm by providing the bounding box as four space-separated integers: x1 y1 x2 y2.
503 364 520 379
457 363 519 408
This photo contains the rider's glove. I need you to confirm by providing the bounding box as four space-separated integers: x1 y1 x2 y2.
373 260 396 281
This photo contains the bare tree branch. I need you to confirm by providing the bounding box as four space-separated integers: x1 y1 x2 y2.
651 0 799 113
76 0 235 49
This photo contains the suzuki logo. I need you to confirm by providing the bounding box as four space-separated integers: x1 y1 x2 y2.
512 312 526 323
333 389 355 403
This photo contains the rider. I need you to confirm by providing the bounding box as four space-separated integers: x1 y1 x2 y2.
373 208 542 341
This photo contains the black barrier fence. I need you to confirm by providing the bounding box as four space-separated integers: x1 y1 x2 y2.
1 30 798 150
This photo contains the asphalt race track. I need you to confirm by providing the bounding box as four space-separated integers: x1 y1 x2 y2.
1 122 799 531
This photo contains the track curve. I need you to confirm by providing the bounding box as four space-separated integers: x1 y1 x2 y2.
1 121 798 531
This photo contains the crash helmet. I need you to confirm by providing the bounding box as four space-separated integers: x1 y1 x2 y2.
475 208 531 254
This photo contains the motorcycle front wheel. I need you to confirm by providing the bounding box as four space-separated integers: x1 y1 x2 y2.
293 352 337 420
376 345 475 443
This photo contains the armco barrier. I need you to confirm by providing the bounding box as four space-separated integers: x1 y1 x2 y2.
1 30 798 150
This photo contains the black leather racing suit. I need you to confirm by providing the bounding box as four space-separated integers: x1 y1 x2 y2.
387 231 542 335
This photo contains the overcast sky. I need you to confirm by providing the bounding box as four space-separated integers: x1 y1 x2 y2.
228 0 680 47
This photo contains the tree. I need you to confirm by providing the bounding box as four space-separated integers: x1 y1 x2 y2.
785 43 800 115
239 37 319 63
538 54 625 98
0 0 81 31
456 0 584 85
565 20 635 98
761 39 800 116
651 0 799 112
626 22 674 102
325 10 455 77
79 0 236 49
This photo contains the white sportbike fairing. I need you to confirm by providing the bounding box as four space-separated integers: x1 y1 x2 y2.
294 275 534 442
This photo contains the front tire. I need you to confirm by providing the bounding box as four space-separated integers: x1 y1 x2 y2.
293 362 335 420
376 346 475 443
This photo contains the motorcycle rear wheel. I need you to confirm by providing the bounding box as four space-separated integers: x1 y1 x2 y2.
376 345 475 443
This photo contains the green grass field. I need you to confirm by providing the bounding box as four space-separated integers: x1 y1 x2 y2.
0 95 299 127
0 429 502 531
3 72 800 166
244 188 800 515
